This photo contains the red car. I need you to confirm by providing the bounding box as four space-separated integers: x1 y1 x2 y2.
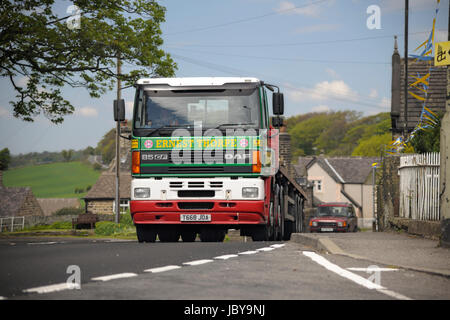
309 203 358 233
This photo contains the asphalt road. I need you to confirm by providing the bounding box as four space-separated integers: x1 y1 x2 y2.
1 237 449 301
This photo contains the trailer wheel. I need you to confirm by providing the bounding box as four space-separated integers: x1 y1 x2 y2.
136 225 157 243
273 184 281 241
158 227 180 242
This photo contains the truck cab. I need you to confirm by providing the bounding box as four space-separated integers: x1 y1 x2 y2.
127 77 289 242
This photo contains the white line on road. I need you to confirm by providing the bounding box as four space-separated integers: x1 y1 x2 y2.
302 251 412 300
347 267 399 272
238 250 258 255
23 283 80 294
144 265 182 273
91 273 138 282
183 259 214 266
27 242 59 245
270 244 286 248
257 247 275 252
214 254 239 260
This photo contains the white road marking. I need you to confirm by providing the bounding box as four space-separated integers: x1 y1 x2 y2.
23 283 80 294
214 254 239 260
239 250 258 255
270 244 285 248
144 265 181 273
27 242 59 245
257 247 275 252
183 259 214 266
91 273 137 282
347 267 399 272
302 251 412 300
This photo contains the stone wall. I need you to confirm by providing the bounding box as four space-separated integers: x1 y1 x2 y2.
86 200 114 215
18 192 44 217
24 214 115 228
377 155 400 231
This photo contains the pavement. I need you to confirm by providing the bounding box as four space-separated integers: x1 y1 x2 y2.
291 230 450 278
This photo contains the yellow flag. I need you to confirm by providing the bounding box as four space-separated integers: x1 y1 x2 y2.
435 41 450 66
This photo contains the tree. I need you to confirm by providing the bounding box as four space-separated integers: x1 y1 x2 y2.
0 148 11 170
0 0 176 123
409 116 442 154
61 149 74 162
352 133 392 157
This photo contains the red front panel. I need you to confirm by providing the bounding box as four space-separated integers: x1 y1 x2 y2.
131 200 266 225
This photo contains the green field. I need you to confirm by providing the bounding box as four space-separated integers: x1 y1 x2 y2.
2 161 101 198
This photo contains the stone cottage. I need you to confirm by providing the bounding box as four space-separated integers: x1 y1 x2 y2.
0 171 44 218
83 172 131 215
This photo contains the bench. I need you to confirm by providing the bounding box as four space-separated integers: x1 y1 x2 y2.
72 213 99 229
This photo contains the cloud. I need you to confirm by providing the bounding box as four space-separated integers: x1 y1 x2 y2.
325 68 339 79
369 89 378 99
378 97 390 109
275 1 324 17
0 106 10 117
311 105 331 113
286 80 359 103
75 106 98 117
295 24 340 34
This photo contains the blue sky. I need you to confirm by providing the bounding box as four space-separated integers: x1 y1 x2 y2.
0 0 447 155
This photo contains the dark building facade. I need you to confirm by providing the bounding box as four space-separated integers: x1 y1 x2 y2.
391 36 447 136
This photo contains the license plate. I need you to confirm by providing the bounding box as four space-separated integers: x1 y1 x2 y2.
321 228 334 232
180 214 211 222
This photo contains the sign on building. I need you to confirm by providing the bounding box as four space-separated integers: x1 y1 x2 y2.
435 41 450 66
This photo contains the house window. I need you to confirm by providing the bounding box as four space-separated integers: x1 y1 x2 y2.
311 180 322 192
113 200 130 214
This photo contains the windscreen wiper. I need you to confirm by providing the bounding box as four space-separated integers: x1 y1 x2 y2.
144 125 190 136
212 122 256 129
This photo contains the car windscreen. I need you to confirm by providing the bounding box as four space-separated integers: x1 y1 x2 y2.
317 206 350 217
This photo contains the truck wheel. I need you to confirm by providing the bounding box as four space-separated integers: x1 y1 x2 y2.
136 225 157 243
180 231 197 242
200 228 225 242
251 225 271 241
158 227 180 242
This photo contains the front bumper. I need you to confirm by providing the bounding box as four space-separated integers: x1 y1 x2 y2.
310 226 349 233
131 200 265 225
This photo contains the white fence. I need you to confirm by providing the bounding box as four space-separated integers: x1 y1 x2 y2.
0 216 25 232
399 153 440 221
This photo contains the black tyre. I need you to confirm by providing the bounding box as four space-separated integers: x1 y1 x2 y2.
200 228 225 242
136 224 157 243
158 227 180 242
180 231 197 242
251 225 271 241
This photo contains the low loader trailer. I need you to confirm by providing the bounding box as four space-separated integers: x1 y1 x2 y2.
116 77 307 242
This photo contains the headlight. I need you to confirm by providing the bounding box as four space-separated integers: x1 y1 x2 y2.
242 187 258 198
311 221 318 227
134 187 150 198
337 221 346 227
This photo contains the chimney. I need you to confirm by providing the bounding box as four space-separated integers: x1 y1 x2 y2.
391 35 401 135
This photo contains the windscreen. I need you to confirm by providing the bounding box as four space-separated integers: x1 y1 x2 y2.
134 87 261 130
317 206 350 217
